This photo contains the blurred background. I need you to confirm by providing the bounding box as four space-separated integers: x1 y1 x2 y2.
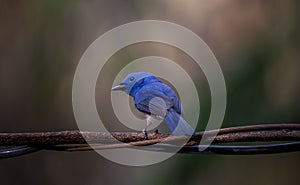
0 0 299 185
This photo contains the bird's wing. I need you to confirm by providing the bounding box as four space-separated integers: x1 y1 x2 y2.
134 85 175 117
135 93 171 117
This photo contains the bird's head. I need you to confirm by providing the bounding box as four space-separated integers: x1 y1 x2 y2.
111 72 154 94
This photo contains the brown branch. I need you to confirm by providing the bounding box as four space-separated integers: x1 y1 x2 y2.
68 130 300 151
212 130 300 143
192 123 300 138
0 124 299 147
0 130 167 145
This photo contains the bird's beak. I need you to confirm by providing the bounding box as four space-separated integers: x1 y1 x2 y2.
111 83 127 91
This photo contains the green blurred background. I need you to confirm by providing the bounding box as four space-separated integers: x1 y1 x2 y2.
0 0 299 185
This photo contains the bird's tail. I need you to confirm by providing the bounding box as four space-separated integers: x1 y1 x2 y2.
164 109 195 136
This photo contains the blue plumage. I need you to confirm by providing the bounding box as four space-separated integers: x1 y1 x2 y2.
112 72 194 136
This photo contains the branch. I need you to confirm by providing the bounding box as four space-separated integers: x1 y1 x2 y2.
67 130 300 151
0 124 299 158
0 123 299 146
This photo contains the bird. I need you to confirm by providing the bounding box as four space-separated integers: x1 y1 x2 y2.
111 72 194 137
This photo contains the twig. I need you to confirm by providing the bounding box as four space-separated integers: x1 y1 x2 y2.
0 123 299 146
0 131 167 145
0 124 299 158
68 130 300 151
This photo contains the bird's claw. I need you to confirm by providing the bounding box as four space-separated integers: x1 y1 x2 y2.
142 129 148 139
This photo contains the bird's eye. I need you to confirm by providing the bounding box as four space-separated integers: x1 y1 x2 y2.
129 76 135 81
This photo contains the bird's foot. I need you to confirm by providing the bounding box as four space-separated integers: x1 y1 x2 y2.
142 129 148 140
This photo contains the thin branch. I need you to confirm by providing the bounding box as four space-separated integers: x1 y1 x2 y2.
0 124 299 158
0 130 167 145
0 123 299 146
68 130 300 151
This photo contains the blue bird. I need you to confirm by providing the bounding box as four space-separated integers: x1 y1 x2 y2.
112 72 194 137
